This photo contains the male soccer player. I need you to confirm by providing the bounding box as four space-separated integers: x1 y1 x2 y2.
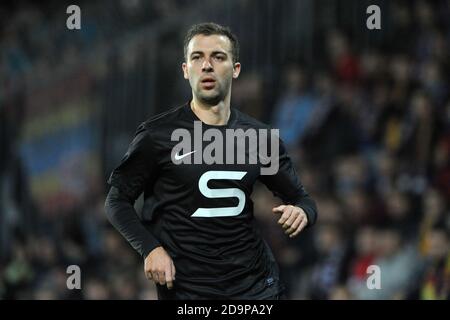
104 22 317 299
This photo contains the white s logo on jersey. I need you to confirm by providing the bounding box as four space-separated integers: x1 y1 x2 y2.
192 170 247 218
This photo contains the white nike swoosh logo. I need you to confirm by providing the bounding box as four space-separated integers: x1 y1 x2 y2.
174 150 196 161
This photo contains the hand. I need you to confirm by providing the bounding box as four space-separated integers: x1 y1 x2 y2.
272 205 308 238
144 246 176 289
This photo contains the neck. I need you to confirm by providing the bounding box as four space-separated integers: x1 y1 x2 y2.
191 95 231 126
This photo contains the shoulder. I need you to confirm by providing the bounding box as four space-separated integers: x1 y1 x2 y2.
233 108 285 149
141 104 186 131
233 108 272 130
131 104 187 140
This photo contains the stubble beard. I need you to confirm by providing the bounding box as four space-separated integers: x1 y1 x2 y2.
198 90 222 106
195 78 231 106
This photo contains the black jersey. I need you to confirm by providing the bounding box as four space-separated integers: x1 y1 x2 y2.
106 102 317 299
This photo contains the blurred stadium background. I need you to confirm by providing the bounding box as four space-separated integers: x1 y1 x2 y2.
1 0 449 299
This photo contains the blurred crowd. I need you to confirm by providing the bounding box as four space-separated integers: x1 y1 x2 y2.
1 0 449 299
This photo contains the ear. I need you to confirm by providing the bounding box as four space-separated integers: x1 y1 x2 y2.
182 62 189 79
232 62 241 79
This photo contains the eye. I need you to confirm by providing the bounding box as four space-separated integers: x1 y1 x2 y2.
191 55 200 61
215 55 225 61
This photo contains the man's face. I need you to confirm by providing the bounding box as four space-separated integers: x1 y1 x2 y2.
183 34 240 105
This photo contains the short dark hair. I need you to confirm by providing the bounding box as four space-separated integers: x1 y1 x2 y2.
183 22 240 63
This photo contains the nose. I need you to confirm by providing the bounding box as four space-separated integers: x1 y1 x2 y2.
201 58 213 72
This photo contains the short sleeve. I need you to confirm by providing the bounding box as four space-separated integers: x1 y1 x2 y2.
107 124 157 201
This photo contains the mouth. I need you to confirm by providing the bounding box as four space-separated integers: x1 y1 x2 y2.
200 77 216 89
